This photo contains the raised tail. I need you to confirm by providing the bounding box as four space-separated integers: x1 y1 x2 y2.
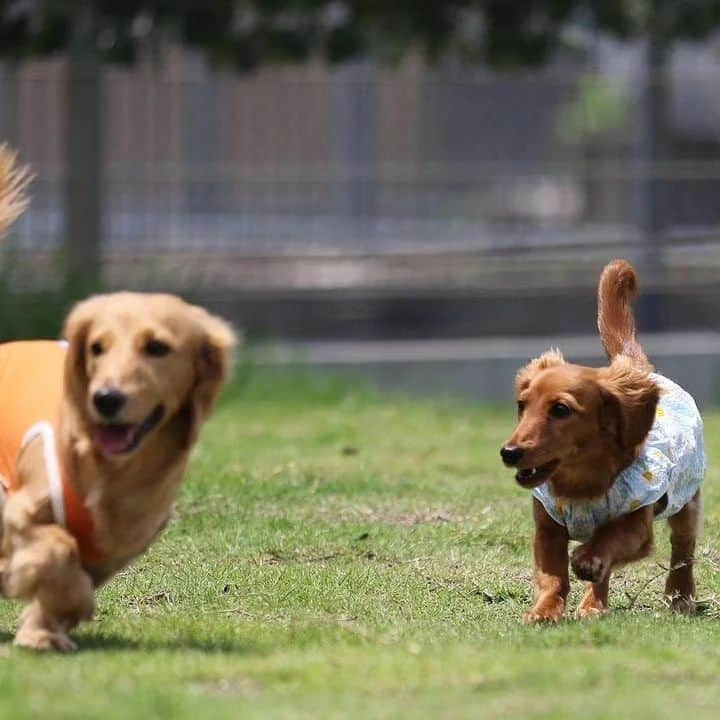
0 145 31 238
597 259 652 371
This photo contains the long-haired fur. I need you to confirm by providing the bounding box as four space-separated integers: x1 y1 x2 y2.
597 259 652 372
0 145 31 237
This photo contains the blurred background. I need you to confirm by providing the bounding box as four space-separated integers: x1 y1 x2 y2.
2 1 720 402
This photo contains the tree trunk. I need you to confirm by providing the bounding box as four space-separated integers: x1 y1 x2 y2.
0 62 19 146
64 3 102 296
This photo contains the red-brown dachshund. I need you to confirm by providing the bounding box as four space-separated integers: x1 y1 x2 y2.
501 260 705 621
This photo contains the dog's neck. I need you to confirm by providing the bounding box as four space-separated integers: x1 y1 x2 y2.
57 401 192 561
548 439 641 501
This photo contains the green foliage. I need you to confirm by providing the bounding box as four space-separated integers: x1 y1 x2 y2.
1 1 720 68
556 74 630 143
0 292 69 341
0 370 719 718
0 240 89 341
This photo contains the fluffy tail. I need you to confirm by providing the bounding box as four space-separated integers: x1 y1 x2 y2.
597 259 652 371
0 145 31 237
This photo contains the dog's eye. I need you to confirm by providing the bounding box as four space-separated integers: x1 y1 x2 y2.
90 341 104 357
145 339 171 358
517 401 526 417
549 403 572 419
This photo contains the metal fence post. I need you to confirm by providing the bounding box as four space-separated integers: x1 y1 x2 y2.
64 2 102 297
331 61 376 231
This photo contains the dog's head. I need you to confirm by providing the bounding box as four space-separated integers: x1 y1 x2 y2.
500 350 659 496
63 293 236 460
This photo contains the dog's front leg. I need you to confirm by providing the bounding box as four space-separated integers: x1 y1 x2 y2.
525 498 569 624
570 505 654 617
3 518 94 652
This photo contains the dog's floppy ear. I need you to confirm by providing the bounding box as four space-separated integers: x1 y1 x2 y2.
62 296 107 412
515 349 565 394
598 356 659 454
184 306 238 445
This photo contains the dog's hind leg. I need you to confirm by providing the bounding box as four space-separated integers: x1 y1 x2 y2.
665 490 701 614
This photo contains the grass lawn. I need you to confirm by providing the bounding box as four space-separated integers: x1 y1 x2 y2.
1 368 720 719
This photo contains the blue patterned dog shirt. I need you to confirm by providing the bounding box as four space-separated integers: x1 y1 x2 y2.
532 374 706 542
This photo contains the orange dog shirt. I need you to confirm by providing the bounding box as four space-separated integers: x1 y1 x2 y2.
0 340 103 564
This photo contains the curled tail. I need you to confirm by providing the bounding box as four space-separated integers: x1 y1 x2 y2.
597 259 652 371
0 144 31 238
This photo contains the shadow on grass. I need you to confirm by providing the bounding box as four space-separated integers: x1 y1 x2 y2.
518 604 716 636
75 631 267 655
0 629 264 655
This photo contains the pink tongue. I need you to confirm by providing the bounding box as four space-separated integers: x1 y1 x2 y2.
94 425 134 455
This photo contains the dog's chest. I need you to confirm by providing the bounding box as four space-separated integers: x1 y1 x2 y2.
89 481 178 560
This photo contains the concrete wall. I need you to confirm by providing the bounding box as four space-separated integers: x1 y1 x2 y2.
254 332 720 408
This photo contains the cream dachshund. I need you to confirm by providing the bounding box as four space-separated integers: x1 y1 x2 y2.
0 147 236 650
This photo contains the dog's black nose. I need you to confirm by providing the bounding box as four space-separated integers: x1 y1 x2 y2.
500 445 524 466
93 387 126 419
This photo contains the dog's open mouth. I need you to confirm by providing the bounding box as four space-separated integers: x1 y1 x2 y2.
92 405 165 456
515 459 560 488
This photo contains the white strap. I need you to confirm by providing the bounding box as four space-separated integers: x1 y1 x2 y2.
22 421 66 528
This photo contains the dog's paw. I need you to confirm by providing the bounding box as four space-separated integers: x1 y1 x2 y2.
570 546 606 583
524 600 565 624
575 603 607 620
14 628 77 653
665 593 696 615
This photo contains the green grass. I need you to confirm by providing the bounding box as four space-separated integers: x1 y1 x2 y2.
2 368 720 719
